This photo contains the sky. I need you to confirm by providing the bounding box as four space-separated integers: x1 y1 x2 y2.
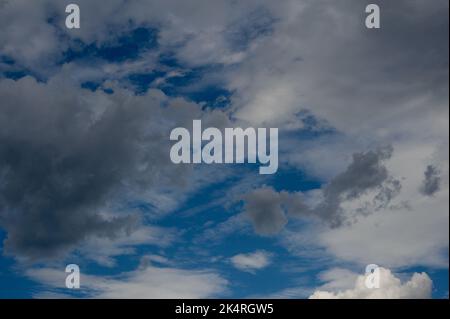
0 0 448 299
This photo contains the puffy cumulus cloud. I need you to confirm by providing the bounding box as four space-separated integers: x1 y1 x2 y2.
0 72 229 260
242 187 288 235
230 250 271 273
27 257 228 298
0 0 63 73
0 0 147 74
258 268 357 299
242 146 400 234
309 267 432 299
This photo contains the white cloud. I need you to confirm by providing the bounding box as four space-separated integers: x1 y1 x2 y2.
230 250 271 273
78 225 176 267
255 287 312 299
314 268 360 292
28 258 228 298
309 267 432 299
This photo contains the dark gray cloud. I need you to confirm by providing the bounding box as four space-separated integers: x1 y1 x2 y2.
420 165 441 196
311 146 401 227
242 146 401 234
0 75 202 260
242 187 288 236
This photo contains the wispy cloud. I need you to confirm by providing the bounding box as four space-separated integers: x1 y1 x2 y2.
230 250 272 273
27 257 228 298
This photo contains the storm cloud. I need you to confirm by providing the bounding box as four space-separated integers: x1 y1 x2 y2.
0 75 202 259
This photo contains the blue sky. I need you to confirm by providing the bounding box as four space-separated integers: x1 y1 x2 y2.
0 0 448 299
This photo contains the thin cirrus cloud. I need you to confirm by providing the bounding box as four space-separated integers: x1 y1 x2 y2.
27 257 228 299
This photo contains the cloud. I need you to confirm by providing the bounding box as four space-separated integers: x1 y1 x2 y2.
312 268 360 292
242 146 401 234
420 165 441 196
0 0 448 298
242 187 288 235
230 250 271 273
0 74 206 260
258 268 357 299
0 0 278 79
231 0 448 132
27 257 228 298
295 145 401 227
77 225 176 267
283 141 449 268
0 0 63 74
309 267 432 299
257 287 312 299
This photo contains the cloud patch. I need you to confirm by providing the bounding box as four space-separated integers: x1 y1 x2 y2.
242 146 401 234
309 267 432 299
242 188 288 235
0 74 204 260
420 165 441 196
27 257 228 298
230 250 271 273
